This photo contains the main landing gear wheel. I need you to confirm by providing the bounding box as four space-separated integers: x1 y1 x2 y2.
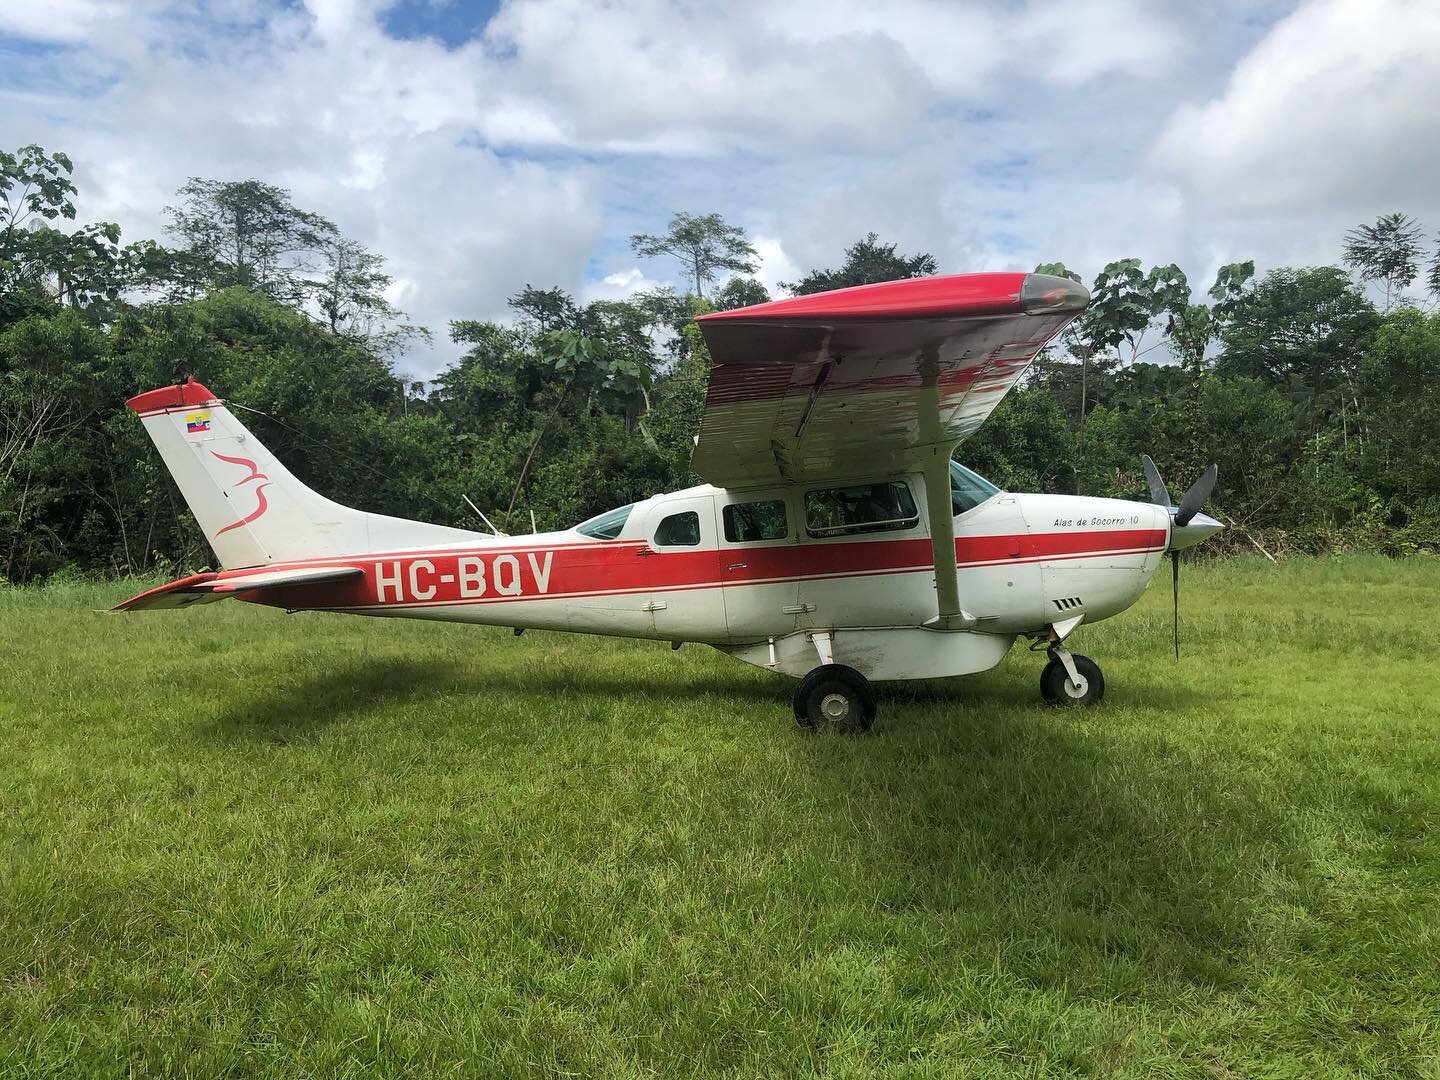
794 664 876 734
1041 653 1104 707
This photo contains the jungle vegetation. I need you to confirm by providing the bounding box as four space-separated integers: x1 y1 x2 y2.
3 143 1439 584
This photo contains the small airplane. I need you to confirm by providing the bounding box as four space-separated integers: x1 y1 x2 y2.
116 271 1222 731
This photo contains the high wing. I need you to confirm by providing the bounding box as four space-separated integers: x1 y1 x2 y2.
692 272 1088 489
113 565 365 612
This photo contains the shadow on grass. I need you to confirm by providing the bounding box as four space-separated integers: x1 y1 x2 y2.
208 653 785 742
211 657 468 742
880 669 1210 713
209 648 1211 742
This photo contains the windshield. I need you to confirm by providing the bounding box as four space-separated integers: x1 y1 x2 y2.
950 461 1002 514
574 503 635 539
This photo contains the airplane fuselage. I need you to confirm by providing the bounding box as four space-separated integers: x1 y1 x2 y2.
223 477 1170 683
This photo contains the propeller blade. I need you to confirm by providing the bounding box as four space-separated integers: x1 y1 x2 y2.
1140 454 1172 507
1171 552 1180 660
1174 464 1218 527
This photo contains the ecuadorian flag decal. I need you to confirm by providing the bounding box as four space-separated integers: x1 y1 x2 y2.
185 411 211 434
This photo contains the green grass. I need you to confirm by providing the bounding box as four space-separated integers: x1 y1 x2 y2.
2 556 1439 1078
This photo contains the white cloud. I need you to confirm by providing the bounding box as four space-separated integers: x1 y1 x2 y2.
13 0 1426 382
581 266 667 304
750 237 799 299
1151 0 1440 219
761 0 1184 95
480 0 933 155
0 0 143 43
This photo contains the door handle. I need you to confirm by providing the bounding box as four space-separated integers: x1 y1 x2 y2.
635 546 654 557
727 562 748 570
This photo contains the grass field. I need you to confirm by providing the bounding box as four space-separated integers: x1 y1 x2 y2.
2 556 1438 1078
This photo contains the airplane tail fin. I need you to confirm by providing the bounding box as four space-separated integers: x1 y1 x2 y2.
127 378 479 569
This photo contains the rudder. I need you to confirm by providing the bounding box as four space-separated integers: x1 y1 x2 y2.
127 378 478 569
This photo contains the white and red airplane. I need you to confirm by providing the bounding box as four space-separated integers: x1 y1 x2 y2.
116 271 1222 731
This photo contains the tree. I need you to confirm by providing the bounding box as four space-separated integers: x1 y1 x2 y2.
1 145 77 320
1427 234 1440 302
1357 308 1440 549
0 145 77 247
1217 267 1378 396
1167 261 1255 377
502 328 653 527
786 232 937 295
630 212 757 298
1 145 155 322
0 310 106 579
163 178 332 304
507 285 579 333
305 234 428 356
712 276 770 311
1034 258 1195 491
1343 212 1423 311
962 386 1076 494
1217 266 1380 458
164 178 423 354
1080 259 1190 368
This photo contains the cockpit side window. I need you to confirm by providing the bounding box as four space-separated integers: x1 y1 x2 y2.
575 503 635 539
950 461 1002 515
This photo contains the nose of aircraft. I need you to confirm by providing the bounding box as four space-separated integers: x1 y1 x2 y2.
1168 509 1223 551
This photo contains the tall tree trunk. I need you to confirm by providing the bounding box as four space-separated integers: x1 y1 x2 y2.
504 387 571 529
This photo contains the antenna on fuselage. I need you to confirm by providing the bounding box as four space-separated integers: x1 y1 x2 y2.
463 494 507 537
529 509 537 535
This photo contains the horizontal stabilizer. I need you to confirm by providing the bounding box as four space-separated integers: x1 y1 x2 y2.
114 565 364 612
210 566 363 592
112 572 223 611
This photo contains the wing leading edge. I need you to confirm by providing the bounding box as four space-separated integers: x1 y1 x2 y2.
691 272 1087 489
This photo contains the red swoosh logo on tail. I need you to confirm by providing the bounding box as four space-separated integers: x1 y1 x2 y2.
216 482 272 536
210 450 268 485
211 451 272 535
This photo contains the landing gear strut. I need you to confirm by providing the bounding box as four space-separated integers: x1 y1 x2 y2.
794 664 875 733
1041 645 1104 707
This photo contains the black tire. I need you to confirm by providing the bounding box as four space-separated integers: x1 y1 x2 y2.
1040 653 1104 707
793 664 876 733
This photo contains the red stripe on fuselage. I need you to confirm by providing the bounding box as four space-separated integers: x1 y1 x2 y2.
235 529 1166 612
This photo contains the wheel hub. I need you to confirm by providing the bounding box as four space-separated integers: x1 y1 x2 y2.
820 692 851 721
1063 676 1089 698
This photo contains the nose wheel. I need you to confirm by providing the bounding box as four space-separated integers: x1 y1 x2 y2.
1041 647 1104 707
795 664 875 733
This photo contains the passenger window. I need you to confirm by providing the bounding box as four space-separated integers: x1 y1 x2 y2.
723 500 788 543
654 511 700 547
804 482 918 538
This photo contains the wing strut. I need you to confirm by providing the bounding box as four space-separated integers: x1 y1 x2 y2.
916 365 975 631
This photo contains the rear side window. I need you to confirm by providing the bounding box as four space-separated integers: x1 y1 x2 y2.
654 511 700 547
723 500 788 543
804 482 918 538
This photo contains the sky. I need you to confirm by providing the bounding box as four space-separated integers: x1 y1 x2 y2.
3 0 1439 377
